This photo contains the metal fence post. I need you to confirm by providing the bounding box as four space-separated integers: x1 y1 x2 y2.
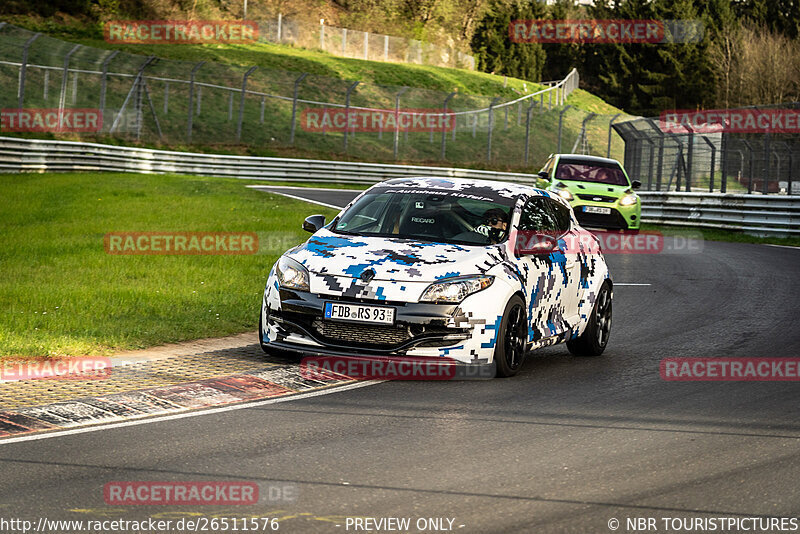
742 140 754 193
440 92 456 160
393 87 408 160
524 100 536 165
320 21 325 50
277 13 282 42
260 96 265 123
700 136 716 192
289 72 307 145
384 35 389 61
720 132 728 193
363 32 368 60
572 112 596 154
343 81 360 152
43 70 49 100
557 105 572 154
99 50 119 122
57 45 81 126
71 69 79 105
549 88 552 111
228 92 234 121
606 113 622 157
186 61 204 142
163 81 169 114
18 33 41 109
237 66 257 142
486 97 500 162
342 28 347 55
110 55 155 135
685 128 694 191
763 132 771 194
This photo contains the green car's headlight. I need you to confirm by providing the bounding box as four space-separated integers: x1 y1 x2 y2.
420 275 494 304
553 182 573 201
276 256 310 291
619 194 638 206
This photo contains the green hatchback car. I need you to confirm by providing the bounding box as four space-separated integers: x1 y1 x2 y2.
537 154 642 231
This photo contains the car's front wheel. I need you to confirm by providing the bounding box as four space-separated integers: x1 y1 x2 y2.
258 312 270 354
567 281 612 356
494 295 528 378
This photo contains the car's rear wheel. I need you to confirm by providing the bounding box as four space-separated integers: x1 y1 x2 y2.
567 281 612 356
494 295 527 378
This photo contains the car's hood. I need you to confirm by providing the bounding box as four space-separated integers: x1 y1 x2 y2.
558 181 632 197
288 229 504 283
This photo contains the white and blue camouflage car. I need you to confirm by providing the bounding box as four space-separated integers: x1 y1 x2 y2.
260 177 612 377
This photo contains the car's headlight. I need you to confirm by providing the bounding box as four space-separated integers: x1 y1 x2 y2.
420 275 494 303
553 182 573 201
276 256 309 291
619 194 638 206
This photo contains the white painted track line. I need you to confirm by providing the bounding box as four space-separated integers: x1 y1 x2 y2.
0 381 379 446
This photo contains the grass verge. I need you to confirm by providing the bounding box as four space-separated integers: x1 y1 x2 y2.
0 171 338 357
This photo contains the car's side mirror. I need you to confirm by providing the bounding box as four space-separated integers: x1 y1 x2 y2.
515 233 561 256
302 214 326 233
631 180 642 189
538 171 549 180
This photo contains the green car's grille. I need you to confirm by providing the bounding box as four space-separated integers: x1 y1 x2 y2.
576 194 617 203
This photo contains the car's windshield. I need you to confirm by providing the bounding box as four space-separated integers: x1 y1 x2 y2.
333 187 515 245
554 159 629 186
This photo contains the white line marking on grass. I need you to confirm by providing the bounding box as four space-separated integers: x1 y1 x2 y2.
251 189 348 210
0 381 380 446
246 185 364 193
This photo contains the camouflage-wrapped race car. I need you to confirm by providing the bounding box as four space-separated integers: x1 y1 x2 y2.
260 177 612 377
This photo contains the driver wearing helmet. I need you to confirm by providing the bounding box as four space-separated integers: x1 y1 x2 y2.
475 208 509 244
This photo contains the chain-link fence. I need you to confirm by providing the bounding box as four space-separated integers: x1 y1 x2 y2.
613 107 800 195
257 15 475 70
0 23 630 170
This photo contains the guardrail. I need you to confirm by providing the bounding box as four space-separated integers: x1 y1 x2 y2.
0 136 540 184
639 191 800 237
1 136 797 237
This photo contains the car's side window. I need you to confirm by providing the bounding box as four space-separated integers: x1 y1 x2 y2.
518 197 558 232
546 199 572 233
541 156 554 174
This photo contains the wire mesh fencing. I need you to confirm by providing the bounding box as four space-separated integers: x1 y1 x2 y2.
613 107 800 195
0 23 629 170
257 15 475 70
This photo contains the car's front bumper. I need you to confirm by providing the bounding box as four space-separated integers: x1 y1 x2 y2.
266 288 471 354
570 200 641 230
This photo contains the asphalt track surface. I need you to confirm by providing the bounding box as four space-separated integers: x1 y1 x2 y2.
2 186 799 533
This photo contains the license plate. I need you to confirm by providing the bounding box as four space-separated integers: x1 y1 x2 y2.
584 206 611 215
324 302 395 325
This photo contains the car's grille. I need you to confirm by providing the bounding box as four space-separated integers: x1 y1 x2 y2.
575 208 629 230
577 194 617 203
312 320 411 346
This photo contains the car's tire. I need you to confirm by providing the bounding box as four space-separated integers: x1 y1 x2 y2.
567 281 612 357
494 295 528 378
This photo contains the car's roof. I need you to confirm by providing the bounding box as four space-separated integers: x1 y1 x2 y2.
379 176 543 200
553 153 622 165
